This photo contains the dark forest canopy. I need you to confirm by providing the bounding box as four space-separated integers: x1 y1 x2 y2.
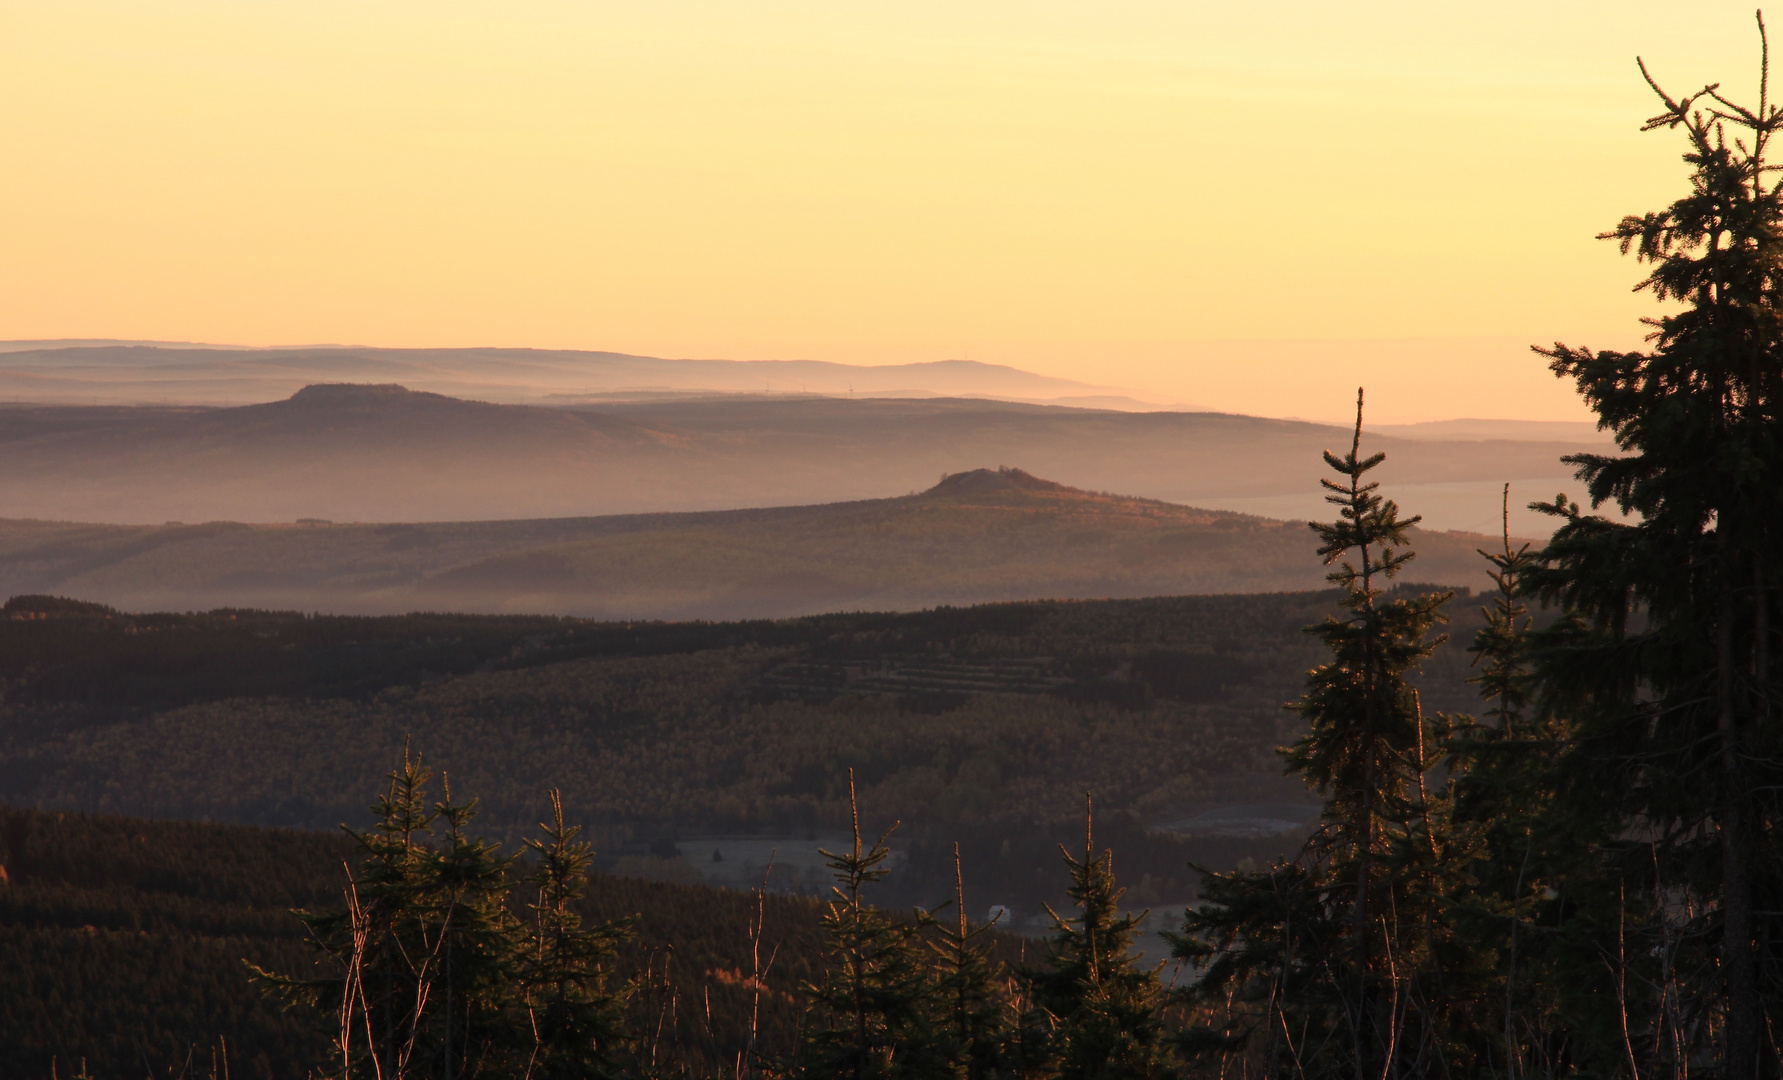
0 588 1488 918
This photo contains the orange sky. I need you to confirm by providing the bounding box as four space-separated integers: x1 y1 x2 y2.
0 2 1764 421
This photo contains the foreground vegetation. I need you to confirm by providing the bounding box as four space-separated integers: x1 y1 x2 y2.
1168 41 1783 1079
0 804 846 1080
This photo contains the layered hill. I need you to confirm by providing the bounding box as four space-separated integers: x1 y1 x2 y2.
0 467 1513 617
0 342 1133 406
0 382 1602 533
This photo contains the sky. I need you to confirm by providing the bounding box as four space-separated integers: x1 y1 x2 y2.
0 2 1769 422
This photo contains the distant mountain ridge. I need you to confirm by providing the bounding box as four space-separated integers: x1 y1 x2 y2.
0 466 1515 619
0 342 1147 408
0 383 1605 533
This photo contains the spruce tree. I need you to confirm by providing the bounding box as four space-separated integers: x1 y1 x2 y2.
430 775 521 1079
253 749 518 1080
1284 390 1451 1075
1467 486 1539 737
1176 394 1457 1077
1169 855 1352 1074
1527 21 1783 1077
800 770 949 1080
1027 797 1173 1080
1290 396 1447 922
254 753 639 1080
514 789 637 1080
925 844 1009 1080
1439 486 1587 1076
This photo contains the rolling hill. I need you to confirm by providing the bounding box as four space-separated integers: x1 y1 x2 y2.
0 342 1137 407
0 382 1604 533
0 467 1517 617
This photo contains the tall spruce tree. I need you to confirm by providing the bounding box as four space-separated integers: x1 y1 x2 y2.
1527 20 1783 1077
1285 390 1451 1075
1176 393 1456 1077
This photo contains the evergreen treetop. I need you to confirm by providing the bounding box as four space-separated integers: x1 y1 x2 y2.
1027 796 1173 1080
251 753 636 1080
799 770 948 1080
924 844 1009 1080
1529 18 1783 1076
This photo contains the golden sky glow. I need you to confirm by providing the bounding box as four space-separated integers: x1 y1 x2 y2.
0 2 1768 421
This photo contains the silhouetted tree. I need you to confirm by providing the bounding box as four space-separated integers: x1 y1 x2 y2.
1289 391 1451 1073
253 752 638 1080
253 748 516 1079
1176 393 1458 1077
925 844 1009 1080
1027 797 1173 1080
1530 19 1783 1077
1441 486 1577 1076
799 771 948 1080
515 789 637 1080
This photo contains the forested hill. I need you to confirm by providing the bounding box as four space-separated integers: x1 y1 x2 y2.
0 468 1512 617
0 587 1492 916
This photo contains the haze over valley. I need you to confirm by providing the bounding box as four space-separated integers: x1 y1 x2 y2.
0 345 1609 540
0 466 1520 618
0 342 1150 409
0 345 1613 616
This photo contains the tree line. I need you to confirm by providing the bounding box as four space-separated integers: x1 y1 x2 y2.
1172 34 1783 1078
251 751 1181 1080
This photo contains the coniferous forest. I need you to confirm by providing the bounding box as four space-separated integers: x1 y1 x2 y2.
4 28 1783 1080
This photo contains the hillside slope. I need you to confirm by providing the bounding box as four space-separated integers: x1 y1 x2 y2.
0 591 1487 919
0 468 1510 617
0 384 1601 531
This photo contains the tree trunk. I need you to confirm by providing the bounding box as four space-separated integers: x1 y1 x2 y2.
1719 560 1760 1080
1352 682 1376 1077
